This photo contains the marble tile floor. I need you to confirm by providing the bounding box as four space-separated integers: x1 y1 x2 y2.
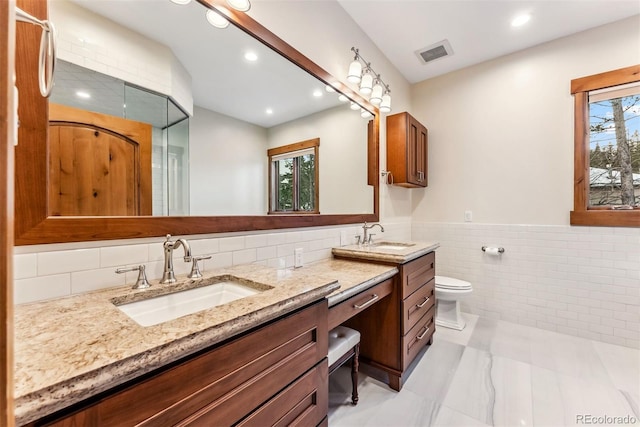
328 313 639 427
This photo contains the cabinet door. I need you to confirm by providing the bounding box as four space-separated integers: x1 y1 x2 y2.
408 116 427 187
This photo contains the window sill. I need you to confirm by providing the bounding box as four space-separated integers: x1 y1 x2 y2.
570 210 640 227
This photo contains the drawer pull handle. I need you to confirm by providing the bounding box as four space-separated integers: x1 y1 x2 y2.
417 327 430 340
354 294 379 309
416 297 430 308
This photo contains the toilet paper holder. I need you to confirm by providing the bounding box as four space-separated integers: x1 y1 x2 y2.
482 246 505 254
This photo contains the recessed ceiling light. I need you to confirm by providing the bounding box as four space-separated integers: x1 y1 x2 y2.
76 91 90 99
227 0 251 12
511 13 531 27
206 9 229 29
266 108 273 115
313 89 323 98
244 52 258 61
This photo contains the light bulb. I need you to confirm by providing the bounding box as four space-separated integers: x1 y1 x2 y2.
380 93 392 113
370 83 383 104
227 0 251 12
350 102 360 110
206 9 229 28
338 94 349 102
347 60 362 83
361 108 372 119
359 73 373 95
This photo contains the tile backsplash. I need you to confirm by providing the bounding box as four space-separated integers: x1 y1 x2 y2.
14 220 639 349
413 222 640 349
13 222 411 305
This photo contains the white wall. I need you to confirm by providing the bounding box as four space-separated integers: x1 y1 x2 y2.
411 17 640 349
189 107 268 215
411 15 640 225
267 106 373 214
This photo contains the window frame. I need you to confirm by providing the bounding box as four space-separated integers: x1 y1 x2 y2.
267 138 320 214
570 65 640 227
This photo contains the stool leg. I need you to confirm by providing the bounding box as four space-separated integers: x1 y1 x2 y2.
351 343 359 405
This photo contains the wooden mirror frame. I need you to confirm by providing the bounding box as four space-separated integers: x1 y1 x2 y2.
15 0 379 245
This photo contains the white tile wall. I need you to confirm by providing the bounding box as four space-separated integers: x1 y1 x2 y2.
413 222 640 349
13 222 411 305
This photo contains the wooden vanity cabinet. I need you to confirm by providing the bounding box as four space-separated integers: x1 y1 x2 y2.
343 251 436 391
386 112 428 188
29 300 328 427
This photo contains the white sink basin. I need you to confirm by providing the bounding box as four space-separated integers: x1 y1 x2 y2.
370 241 416 251
116 280 266 327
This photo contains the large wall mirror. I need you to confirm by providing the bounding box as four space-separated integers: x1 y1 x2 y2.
15 0 379 245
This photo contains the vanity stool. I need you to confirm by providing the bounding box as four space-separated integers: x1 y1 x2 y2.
328 326 361 405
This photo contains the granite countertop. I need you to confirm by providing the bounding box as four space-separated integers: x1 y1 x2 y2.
331 240 440 264
13 258 397 425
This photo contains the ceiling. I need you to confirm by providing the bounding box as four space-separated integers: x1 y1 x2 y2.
337 0 640 84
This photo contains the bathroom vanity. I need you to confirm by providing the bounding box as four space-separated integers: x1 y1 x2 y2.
29 301 329 427
332 241 439 390
14 259 401 426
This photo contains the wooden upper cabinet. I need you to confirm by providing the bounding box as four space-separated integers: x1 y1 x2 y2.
386 112 428 188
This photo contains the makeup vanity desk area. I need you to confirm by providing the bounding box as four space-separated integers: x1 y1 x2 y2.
330 241 440 391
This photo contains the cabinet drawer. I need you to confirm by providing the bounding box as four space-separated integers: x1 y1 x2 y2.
402 278 434 335
328 278 394 330
235 361 328 427
402 252 435 298
45 301 327 427
402 306 435 370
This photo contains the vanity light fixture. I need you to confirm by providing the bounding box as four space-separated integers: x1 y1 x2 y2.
359 70 373 95
350 101 360 111
338 94 349 102
347 51 362 83
360 108 373 119
380 91 392 113
370 78 383 105
227 0 251 12
206 9 230 29
346 47 392 113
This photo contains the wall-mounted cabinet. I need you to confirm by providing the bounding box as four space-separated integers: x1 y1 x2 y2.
386 112 428 188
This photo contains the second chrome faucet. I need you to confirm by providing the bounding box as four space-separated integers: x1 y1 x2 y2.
161 234 192 284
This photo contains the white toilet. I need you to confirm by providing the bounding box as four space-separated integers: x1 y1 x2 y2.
434 275 473 330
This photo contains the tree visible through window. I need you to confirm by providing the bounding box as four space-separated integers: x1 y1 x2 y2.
589 92 640 207
268 138 319 213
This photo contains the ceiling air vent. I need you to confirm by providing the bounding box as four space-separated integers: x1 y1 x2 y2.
415 39 453 65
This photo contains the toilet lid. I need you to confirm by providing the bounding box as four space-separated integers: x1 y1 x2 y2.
435 275 472 290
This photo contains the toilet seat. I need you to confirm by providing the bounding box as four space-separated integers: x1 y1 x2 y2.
435 275 472 291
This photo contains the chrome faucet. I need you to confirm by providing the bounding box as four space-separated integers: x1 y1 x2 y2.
362 222 384 244
161 234 192 284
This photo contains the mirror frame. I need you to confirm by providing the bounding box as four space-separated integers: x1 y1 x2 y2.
15 0 379 245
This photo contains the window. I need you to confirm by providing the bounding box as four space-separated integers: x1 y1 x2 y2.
570 65 640 227
268 138 319 214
